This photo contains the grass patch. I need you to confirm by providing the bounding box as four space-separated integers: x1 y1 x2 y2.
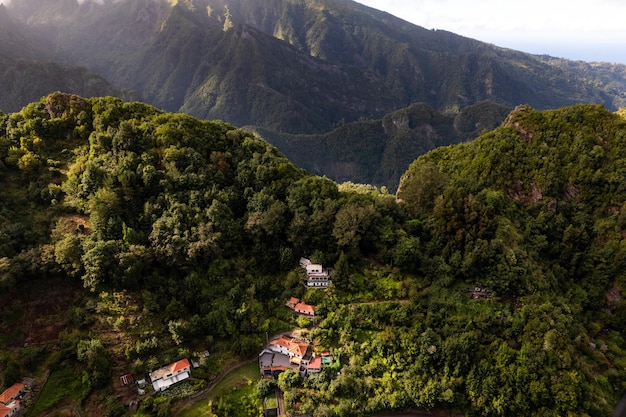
208 362 259 399
27 361 90 417
178 362 261 417
265 394 278 409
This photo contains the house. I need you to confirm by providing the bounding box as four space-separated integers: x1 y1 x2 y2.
307 355 322 374
286 297 299 309
269 335 310 362
260 334 313 377
294 302 315 317
286 297 316 317
0 403 19 417
149 358 192 392
300 257 332 288
0 383 24 406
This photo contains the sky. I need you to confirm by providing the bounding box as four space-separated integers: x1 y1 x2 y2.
356 0 626 64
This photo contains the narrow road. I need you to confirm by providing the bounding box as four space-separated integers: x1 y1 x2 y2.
276 388 285 416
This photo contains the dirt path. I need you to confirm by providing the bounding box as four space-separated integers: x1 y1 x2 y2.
171 356 257 416
41 403 85 417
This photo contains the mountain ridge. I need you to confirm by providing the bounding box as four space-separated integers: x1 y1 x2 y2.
2 0 626 188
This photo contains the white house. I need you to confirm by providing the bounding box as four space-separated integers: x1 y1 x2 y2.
300 257 332 288
149 358 192 392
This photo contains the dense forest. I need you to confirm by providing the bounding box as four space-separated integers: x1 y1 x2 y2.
1 94 626 417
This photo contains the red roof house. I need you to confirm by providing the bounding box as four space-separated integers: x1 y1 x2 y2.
294 302 315 316
0 384 24 405
149 358 192 392
307 356 322 373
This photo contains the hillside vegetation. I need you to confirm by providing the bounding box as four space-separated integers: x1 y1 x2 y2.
1 95 626 417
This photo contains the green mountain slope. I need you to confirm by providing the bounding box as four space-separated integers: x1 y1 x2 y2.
294 104 626 417
2 96 626 416
6 0 626 125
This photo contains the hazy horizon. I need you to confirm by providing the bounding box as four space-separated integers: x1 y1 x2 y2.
357 0 626 64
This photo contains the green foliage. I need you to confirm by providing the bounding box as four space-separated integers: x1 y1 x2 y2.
4 94 626 417
76 338 110 389
2 360 20 387
27 361 91 417
5 0 626 191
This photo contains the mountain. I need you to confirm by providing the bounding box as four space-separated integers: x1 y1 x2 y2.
257 101 512 190
0 3 136 113
3 0 626 188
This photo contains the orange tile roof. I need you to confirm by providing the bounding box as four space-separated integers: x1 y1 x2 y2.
288 297 299 305
170 358 191 373
308 356 322 369
288 341 309 357
270 336 292 350
271 336 309 358
295 302 315 314
0 383 24 405
0 404 12 417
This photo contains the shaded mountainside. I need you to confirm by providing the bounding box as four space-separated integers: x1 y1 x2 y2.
0 3 136 113
8 0 626 127
1 95 626 416
4 0 626 188
256 101 511 190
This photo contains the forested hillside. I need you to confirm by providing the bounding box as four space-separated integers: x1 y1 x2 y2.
2 95 626 416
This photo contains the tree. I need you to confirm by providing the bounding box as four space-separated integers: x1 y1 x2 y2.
333 251 350 291
77 338 110 389
278 368 301 391
2 360 20 387
332 204 378 258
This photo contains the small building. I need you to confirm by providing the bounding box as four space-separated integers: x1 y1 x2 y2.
300 257 332 288
320 352 333 365
0 403 20 417
0 383 24 406
149 358 192 392
294 302 315 317
306 273 331 288
286 297 299 309
307 356 322 374
120 374 134 386
286 297 316 317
